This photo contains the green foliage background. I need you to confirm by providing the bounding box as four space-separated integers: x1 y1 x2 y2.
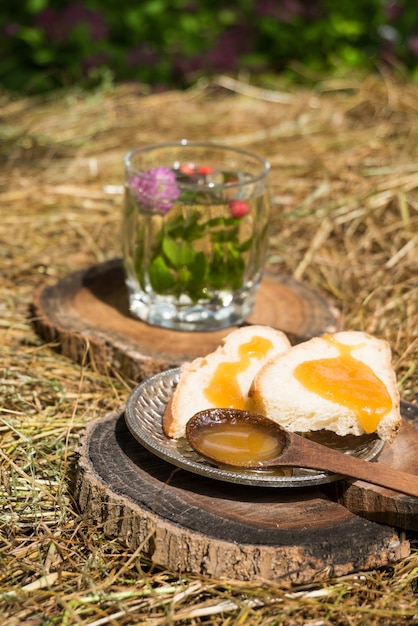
1 0 418 94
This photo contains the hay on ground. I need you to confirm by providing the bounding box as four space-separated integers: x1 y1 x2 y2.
0 74 417 625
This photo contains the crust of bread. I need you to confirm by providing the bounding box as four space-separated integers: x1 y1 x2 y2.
163 325 291 439
248 331 401 443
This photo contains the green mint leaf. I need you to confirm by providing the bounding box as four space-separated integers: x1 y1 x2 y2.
208 241 245 290
206 216 237 228
149 255 176 293
236 236 253 252
161 211 206 242
188 252 209 300
162 236 196 268
210 225 240 244
143 203 251 300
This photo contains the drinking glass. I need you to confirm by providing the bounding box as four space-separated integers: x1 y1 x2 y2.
122 140 270 331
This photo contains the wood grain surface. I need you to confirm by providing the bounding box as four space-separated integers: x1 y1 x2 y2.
32 258 341 382
74 402 418 583
327 401 418 529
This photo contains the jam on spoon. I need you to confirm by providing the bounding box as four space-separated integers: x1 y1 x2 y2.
186 408 418 498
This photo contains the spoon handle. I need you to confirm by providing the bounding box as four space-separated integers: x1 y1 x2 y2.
277 433 418 499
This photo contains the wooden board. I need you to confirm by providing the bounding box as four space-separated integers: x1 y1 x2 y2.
74 401 418 583
327 401 418 530
32 258 341 382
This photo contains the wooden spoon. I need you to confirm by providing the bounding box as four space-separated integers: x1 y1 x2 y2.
186 408 418 498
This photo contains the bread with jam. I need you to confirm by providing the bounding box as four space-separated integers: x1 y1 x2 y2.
163 325 291 439
248 331 401 442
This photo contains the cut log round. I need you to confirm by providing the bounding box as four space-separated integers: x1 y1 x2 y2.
326 402 418 530
32 258 341 382
74 403 418 583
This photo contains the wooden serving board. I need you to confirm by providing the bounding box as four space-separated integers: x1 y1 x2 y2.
74 401 418 583
32 258 341 382
328 401 418 530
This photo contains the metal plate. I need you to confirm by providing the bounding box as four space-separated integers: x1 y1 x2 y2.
124 368 386 488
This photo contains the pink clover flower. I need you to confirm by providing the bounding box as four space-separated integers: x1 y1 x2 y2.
129 167 180 215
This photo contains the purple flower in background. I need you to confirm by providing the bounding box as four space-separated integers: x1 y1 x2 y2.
82 51 111 75
207 24 254 71
127 45 159 70
407 36 418 57
35 3 107 42
3 22 19 37
34 8 64 40
129 168 180 215
257 0 320 21
258 0 278 17
383 1 404 21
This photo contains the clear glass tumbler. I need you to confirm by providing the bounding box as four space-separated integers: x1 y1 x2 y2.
122 140 271 331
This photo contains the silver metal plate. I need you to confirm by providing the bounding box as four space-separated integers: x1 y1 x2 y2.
124 368 386 488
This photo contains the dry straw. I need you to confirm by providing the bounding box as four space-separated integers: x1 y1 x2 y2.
0 73 417 624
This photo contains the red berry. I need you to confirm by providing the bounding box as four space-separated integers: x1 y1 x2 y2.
229 199 250 218
197 165 213 175
179 163 196 175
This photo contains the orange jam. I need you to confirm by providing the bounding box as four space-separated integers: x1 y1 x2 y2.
204 336 273 409
192 422 282 466
293 334 392 433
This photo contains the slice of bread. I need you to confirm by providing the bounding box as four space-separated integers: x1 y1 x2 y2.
249 331 401 442
163 325 291 439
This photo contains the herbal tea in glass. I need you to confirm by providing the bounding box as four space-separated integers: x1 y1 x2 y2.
122 141 270 331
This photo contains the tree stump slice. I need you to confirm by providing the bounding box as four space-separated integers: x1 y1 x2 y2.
32 258 341 382
74 402 418 583
327 401 418 530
